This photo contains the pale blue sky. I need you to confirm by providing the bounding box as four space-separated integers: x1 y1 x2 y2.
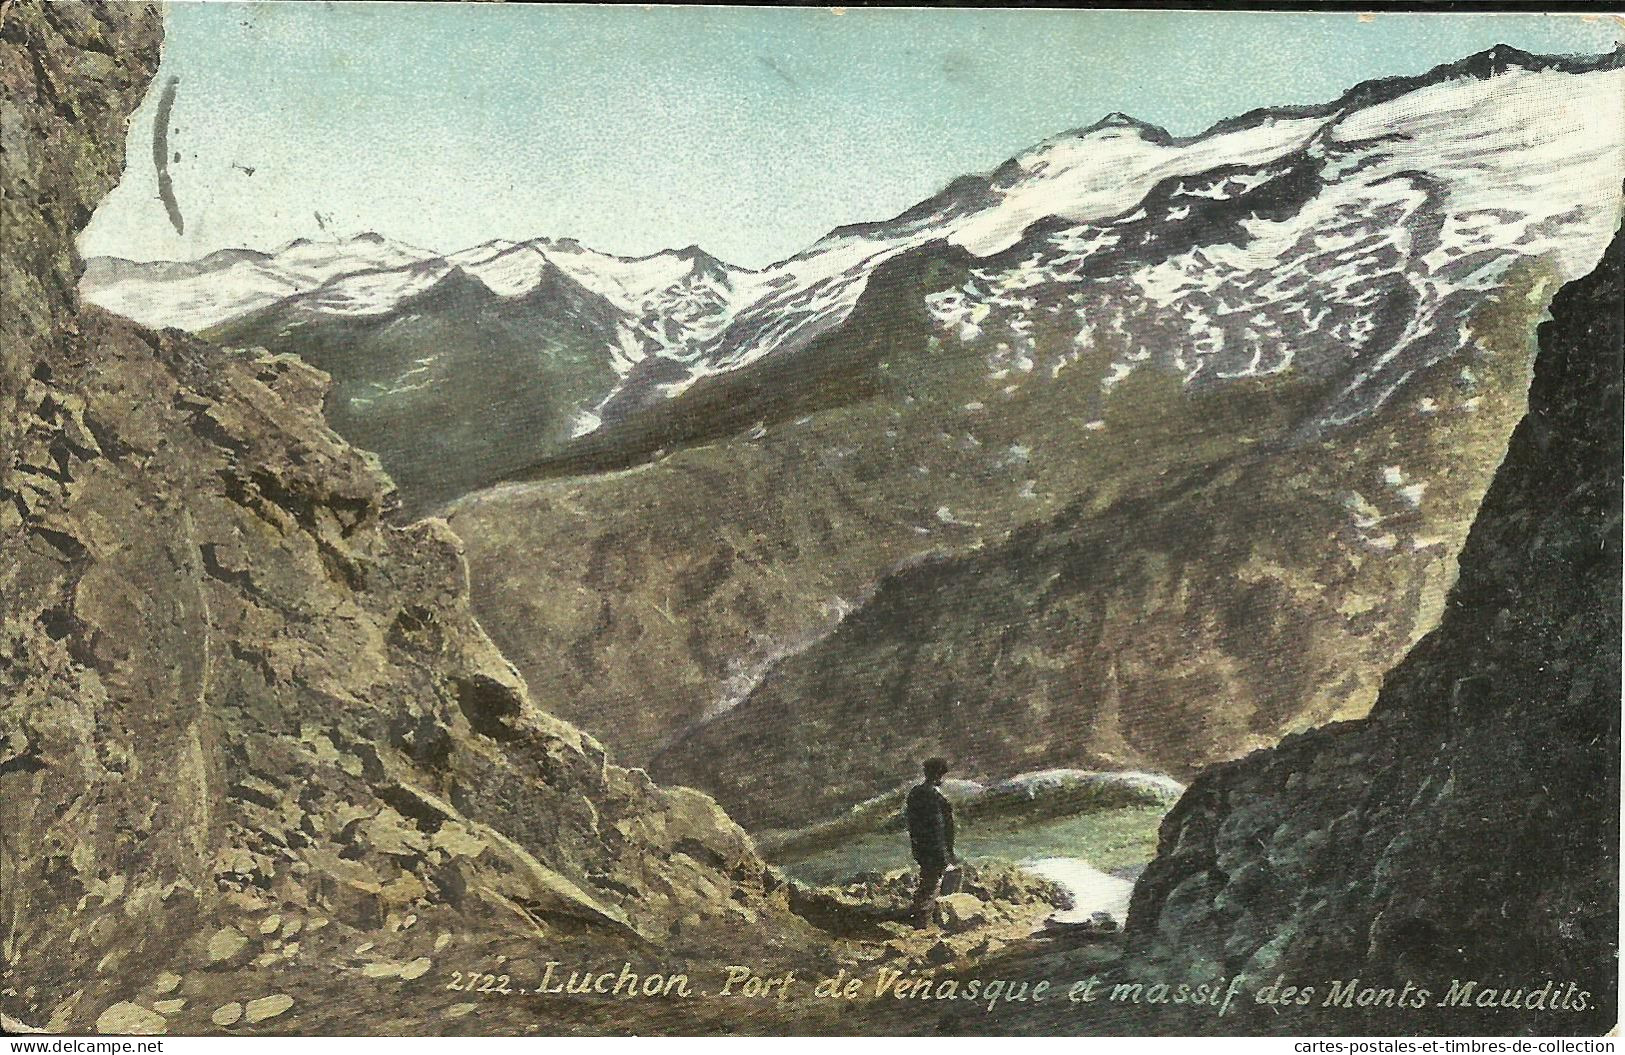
81 4 1621 268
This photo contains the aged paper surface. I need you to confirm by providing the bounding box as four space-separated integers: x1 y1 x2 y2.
3 2 1621 1039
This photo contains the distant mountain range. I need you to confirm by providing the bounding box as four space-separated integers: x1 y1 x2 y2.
80 46 1625 826
81 233 439 330
82 233 756 511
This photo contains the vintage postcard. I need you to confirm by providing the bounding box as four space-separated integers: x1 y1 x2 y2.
2 1 1621 1042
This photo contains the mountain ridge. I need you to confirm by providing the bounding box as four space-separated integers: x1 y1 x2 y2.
444 46 1623 826
66 42 1625 825
85 45 1623 342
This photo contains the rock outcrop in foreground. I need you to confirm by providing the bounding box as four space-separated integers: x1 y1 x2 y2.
1125 216 1622 1034
1 4 799 1034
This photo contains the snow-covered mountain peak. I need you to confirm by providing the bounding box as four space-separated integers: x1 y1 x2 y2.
271 230 428 261
580 48 1623 440
1072 111 1175 145
79 46 1624 455
79 231 438 330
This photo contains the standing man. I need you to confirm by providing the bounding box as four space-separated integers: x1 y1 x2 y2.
905 756 957 926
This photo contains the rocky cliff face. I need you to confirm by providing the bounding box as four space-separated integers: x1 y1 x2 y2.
1124 216 1622 1034
1 3 161 455
0 5 800 1035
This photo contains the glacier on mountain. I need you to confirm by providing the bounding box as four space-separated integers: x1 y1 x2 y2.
80 48 1624 453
